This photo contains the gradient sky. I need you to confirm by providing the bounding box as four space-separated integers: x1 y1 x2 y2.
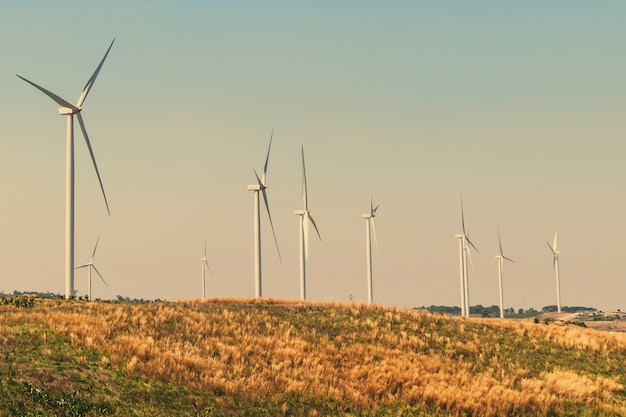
1 2 625 311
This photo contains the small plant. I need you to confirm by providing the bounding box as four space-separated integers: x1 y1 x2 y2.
4 348 16 378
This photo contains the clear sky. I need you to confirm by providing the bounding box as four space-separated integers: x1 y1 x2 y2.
1 2 625 311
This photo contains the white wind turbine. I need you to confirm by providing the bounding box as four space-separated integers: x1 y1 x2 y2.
17 40 114 299
200 237 212 299
75 236 108 301
361 191 379 305
495 225 514 319
455 195 478 318
546 233 561 313
246 130 282 298
293 146 321 301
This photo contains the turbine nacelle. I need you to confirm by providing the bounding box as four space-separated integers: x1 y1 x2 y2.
59 106 80 115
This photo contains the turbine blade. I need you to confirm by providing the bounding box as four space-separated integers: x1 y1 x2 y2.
504 256 515 263
77 39 115 108
553 233 558 252
466 236 479 254
253 169 264 189
91 265 109 288
75 264 89 269
262 128 273 184
204 259 213 276
372 204 379 216
371 217 380 255
460 191 466 235
301 146 308 210
204 236 207 259
307 213 321 241
546 241 555 253
76 113 110 215
92 235 100 259
261 188 282 264
497 224 504 257
16 75 77 110
466 243 475 270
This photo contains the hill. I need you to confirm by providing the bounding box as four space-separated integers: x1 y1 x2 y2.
0 296 625 416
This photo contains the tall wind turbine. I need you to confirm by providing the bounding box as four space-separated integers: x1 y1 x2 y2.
75 236 108 301
361 191 379 305
546 233 561 313
293 146 321 301
456 194 478 318
17 40 114 299
495 225 514 319
200 237 212 299
246 129 282 298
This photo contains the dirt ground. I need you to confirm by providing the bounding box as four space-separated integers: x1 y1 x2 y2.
583 320 626 333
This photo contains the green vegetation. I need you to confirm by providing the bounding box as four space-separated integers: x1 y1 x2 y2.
0 297 624 416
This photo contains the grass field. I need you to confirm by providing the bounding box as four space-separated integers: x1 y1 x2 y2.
0 296 625 416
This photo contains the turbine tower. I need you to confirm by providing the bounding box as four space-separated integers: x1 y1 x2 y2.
361 191 379 305
456 194 478 318
17 40 114 299
200 237 212 299
495 225 514 319
75 236 108 301
454 233 465 317
546 233 561 313
293 146 321 301
246 129 281 298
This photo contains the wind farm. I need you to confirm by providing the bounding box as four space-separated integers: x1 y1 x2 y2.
3 4 626 416
2 4 626 314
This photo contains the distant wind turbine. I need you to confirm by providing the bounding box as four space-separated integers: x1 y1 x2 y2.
495 225 514 319
75 236 108 301
546 233 561 313
293 146 321 301
361 191 379 305
455 194 478 318
17 39 114 299
246 129 282 298
200 237 212 299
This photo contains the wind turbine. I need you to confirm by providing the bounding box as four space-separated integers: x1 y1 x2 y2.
546 233 561 313
495 225 514 319
246 129 282 298
455 194 478 318
293 146 321 301
17 40 114 299
361 191 379 305
200 237 212 299
75 236 108 301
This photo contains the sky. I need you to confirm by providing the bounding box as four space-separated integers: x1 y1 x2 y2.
1 1 625 312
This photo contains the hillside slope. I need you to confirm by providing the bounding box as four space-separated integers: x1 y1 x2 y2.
0 297 625 416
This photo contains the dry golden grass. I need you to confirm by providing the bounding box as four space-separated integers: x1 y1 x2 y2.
1 297 625 416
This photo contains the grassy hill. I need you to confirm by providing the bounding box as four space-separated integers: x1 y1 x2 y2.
0 296 625 416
